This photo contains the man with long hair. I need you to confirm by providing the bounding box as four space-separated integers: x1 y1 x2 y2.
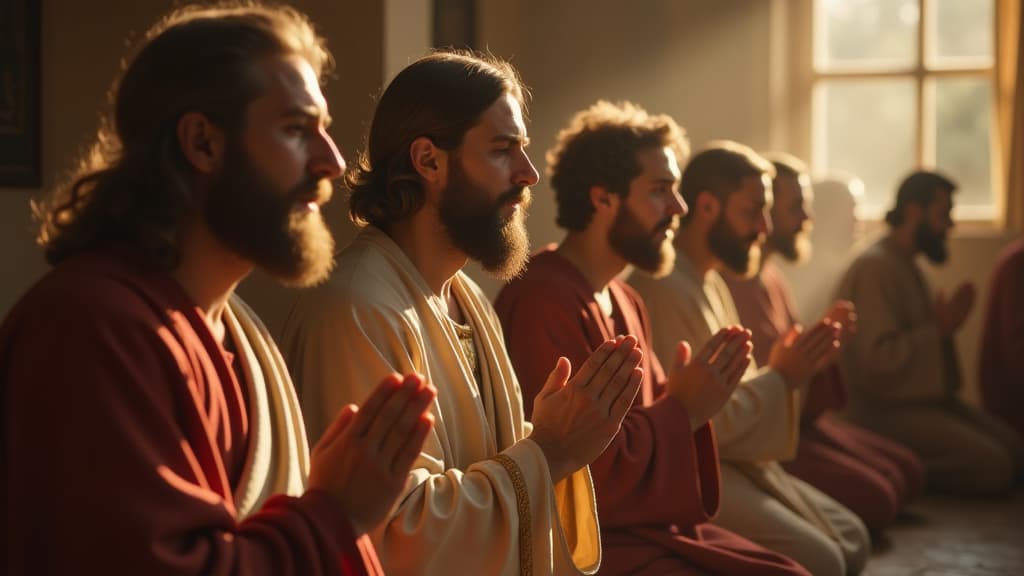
629 141 870 576
496 100 813 576
837 170 1024 495
2 5 436 574
281 51 643 575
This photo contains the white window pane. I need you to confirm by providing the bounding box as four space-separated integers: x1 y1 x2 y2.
931 76 993 217
815 0 919 71
814 79 916 217
927 0 994 68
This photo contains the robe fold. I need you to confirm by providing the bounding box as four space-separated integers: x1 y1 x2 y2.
1 249 379 576
724 261 924 531
836 236 1024 496
495 247 811 576
979 238 1024 439
629 253 870 576
280 227 601 576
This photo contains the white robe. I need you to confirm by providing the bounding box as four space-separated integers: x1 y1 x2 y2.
280 226 601 576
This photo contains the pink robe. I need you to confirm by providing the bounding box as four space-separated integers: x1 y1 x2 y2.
724 261 925 531
979 238 1024 439
495 248 810 576
1 249 379 575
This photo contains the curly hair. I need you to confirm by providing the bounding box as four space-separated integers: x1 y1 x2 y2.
546 100 689 231
34 2 331 267
346 49 527 229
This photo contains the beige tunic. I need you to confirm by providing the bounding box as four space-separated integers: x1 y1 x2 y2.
629 254 869 576
280 227 601 576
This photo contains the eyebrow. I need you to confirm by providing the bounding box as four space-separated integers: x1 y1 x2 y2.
491 134 531 147
282 105 333 129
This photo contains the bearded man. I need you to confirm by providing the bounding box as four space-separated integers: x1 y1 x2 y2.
280 52 645 576
723 154 925 537
835 170 1024 496
1 4 439 574
628 141 870 576
495 100 818 576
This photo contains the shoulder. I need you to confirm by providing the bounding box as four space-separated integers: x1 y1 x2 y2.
495 249 587 316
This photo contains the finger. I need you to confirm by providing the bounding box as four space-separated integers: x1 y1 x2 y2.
380 383 436 471
782 325 801 347
675 341 692 368
362 374 424 448
352 373 406 437
724 353 752 388
576 336 639 391
596 347 643 404
710 334 745 373
608 367 644 421
313 403 358 456
569 339 620 390
391 412 435 477
538 357 572 401
698 329 731 364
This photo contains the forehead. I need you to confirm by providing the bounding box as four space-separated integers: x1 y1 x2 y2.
247 55 328 119
730 174 769 205
463 92 527 143
633 145 681 183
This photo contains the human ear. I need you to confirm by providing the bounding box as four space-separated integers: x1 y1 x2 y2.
176 112 225 175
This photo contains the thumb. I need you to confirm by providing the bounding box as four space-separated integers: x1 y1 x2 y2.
783 325 801 347
675 341 692 368
539 356 571 400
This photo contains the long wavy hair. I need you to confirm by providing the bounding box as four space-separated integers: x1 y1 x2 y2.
34 3 331 267
346 50 527 230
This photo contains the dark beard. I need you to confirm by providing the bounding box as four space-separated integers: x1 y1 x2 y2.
438 159 531 281
916 220 948 264
766 227 811 263
709 215 759 276
608 203 676 278
204 144 335 287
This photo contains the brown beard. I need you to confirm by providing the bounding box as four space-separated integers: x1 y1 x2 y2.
767 226 812 263
916 219 948 264
608 202 676 278
709 215 760 277
438 158 531 281
204 142 335 287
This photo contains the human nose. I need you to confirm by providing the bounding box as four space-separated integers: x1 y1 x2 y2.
515 149 540 187
311 127 346 180
670 191 688 218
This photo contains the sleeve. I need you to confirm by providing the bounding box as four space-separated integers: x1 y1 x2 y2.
845 259 946 401
496 285 719 529
282 287 593 576
1 283 372 576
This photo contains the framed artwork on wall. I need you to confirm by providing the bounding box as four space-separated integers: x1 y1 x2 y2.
0 0 41 188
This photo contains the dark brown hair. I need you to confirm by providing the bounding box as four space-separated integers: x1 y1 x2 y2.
346 50 527 229
546 100 689 231
679 140 775 222
35 3 331 267
885 170 957 227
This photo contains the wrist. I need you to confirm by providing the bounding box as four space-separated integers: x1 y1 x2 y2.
528 432 571 483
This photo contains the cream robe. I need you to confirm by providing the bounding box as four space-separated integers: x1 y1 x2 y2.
629 254 869 576
280 227 601 576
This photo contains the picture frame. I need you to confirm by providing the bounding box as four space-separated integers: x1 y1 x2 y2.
0 0 42 188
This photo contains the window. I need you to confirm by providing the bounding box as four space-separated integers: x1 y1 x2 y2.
811 0 995 221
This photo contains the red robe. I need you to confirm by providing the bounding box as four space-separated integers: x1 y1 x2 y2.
495 247 810 576
1 249 379 575
980 238 1024 439
725 261 925 531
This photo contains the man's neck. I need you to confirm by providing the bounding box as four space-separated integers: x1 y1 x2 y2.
887 226 918 259
557 231 627 293
172 219 251 343
675 224 717 279
386 209 467 309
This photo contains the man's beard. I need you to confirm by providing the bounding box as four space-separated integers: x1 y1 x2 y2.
608 202 677 278
709 215 761 277
915 220 948 264
766 226 812 263
205 144 335 288
438 159 531 281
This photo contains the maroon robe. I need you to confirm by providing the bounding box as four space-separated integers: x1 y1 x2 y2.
1 249 380 575
495 247 810 576
980 238 1024 438
725 261 925 531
